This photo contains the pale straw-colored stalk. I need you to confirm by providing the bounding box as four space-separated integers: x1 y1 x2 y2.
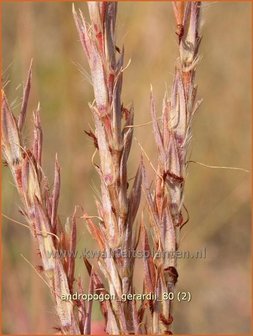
1 66 89 334
142 2 202 333
73 2 142 334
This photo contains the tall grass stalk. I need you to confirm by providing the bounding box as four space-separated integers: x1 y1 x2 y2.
73 3 142 333
142 2 202 333
1 71 83 333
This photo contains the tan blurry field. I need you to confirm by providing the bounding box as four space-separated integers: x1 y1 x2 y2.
2 1 251 334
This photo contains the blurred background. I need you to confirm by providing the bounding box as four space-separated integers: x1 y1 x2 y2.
2 1 251 334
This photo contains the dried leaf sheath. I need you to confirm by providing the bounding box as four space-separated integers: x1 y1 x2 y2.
73 3 142 334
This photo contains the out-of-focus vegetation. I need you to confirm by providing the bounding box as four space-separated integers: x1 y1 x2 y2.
2 2 251 334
